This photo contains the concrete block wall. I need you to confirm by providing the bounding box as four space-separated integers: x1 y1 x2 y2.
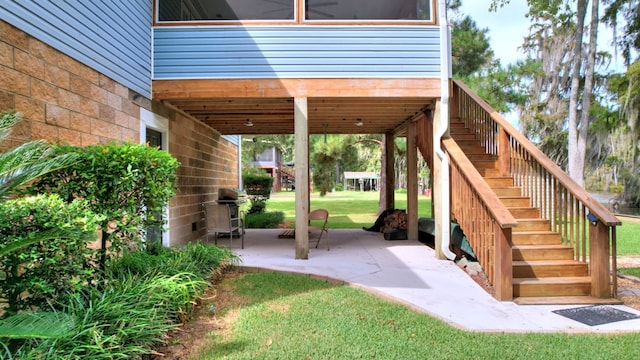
0 20 140 149
167 110 239 246
0 20 239 247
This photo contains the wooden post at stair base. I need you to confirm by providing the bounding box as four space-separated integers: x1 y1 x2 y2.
494 225 513 301
294 97 309 260
407 120 419 241
498 127 510 177
590 221 611 298
384 132 395 211
432 100 448 260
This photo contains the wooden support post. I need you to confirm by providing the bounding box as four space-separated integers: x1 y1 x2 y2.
294 97 309 260
407 120 419 241
432 100 450 260
498 127 510 177
384 132 395 211
590 221 612 298
494 225 513 301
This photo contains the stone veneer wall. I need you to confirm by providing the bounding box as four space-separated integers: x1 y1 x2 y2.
0 20 239 247
165 109 239 246
0 20 140 148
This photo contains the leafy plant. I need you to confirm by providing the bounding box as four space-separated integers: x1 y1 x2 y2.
244 211 285 228
0 194 103 317
107 241 238 280
243 173 274 214
0 111 78 201
4 243 237 359
27 142 180 255
12 277 181 359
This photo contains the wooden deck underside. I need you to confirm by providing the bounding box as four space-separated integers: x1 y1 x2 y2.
153 78 441 135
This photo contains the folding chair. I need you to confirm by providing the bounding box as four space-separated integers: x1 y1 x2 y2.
308 208 329 250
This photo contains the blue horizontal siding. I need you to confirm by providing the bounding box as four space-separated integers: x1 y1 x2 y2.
223 135 240 146
0 1 152 98
153 26 441 79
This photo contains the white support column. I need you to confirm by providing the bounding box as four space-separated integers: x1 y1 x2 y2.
407 120 419 241
433 100 455 260
294 97 309 259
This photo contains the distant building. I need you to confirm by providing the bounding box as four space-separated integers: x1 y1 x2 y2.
251 147 294 192
344 172 380 191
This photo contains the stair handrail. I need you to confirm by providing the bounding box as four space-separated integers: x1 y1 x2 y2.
452 79 621 298
443 137 516 300
453 80 620 226
443 138 518 229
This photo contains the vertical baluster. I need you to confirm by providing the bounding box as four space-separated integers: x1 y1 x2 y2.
562 187 568 247
551 172 556 223
569 193 576 251
581 204 587 262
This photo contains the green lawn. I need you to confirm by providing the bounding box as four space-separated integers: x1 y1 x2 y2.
265 191 639 256
616 221 640 255
194 272 640 360
266 190 432 229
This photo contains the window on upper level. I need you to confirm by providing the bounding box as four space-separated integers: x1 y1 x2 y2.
306 0 431 20
156 0 433 24
158 0 295 21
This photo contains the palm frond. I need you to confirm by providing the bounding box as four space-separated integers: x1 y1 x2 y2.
0 141 78 199
0 111 21 142
0 228 97 257
0 312 73 339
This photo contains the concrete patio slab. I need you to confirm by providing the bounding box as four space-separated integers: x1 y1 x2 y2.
214 229 640 333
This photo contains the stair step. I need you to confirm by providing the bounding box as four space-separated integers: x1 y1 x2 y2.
513 277 591 297
473 160 499 169
516 218 551 231
459 146 489 155
499 196 531 207
452 133 477 140
485 177 514 187
513 244 575 261
449 123 469 131
478 168 502 177
508 207 541 218
466 153 494 161
492 187 522 197
513 296 622 305
512 231 562 245
456 139 484 147
513 260 589 278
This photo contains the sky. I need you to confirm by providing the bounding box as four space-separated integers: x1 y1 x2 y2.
458 1 625 72
458 1 530 66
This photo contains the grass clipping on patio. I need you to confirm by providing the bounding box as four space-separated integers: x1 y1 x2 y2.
183 271 640 360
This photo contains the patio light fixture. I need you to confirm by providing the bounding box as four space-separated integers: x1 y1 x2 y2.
245 119 253 127
354 118 363 126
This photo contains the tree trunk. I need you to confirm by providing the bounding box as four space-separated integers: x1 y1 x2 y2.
576 0 599 188
567 0 588 187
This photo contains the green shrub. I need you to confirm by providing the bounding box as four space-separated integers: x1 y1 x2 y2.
243 173 274 214
13 274 199 359
107 241 238 280
334 183 344 191
6 243 237 358
608 183 624 194
0 194 103 317
27 142 180 255
245 211 285 228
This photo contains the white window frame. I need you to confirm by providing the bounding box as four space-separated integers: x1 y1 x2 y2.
140 108 171 247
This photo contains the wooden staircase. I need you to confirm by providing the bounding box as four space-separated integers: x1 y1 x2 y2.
449 121 620 305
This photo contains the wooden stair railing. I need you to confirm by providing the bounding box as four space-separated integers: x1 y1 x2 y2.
442 137 517 301
451 80 622 303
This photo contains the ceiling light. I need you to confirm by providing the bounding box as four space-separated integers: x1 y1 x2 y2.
245 119 253 127
354 118 363 126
